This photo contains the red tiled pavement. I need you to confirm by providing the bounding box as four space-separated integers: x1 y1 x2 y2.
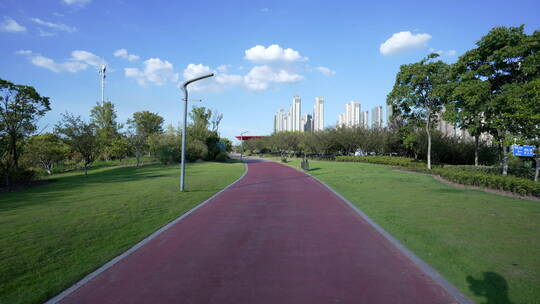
59 160 458 304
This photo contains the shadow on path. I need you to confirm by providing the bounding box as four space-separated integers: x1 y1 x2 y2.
467 272 513 304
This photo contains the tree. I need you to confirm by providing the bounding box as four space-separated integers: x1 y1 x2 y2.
25 133 69 175
0 79 50 186
90 101 122 160
127 111 164 139
452 26 537 175
387 53 450 169
55 113 98 176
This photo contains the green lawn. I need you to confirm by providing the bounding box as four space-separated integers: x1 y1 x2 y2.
0 161 244 304
284 159 540 304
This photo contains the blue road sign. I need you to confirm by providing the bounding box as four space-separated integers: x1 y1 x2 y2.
512 145 535 157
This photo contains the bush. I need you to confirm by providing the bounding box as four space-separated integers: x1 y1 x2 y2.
335 155 540 198
432 167 540 197
335 155 426 168
215 152 229 162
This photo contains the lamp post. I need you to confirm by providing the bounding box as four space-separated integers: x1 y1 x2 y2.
180 73 214 191
240 131 248 161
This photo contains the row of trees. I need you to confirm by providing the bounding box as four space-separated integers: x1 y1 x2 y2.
244 127 498 166
248 26 538 181
1 77 231 188
387 25 539 178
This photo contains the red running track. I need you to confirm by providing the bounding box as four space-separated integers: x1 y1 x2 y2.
58 160 458 304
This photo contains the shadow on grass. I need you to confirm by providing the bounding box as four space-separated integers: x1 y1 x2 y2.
467 272 513 304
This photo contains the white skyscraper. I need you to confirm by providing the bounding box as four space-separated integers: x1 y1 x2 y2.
343 101 361 127
372 106 383 129
291 95 301 131
274 108 286 132
386 104 393 127
313 97 324 131
362 111 369 129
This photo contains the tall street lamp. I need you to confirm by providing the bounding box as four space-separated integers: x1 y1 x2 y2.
240 131 248 161
180 73 214 191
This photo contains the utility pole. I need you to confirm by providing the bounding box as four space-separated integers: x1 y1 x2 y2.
99 64 107 106
179 73 214 191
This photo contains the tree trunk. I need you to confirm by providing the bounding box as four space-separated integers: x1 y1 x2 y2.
84 164 88 176
474 135 479 166
136 154 140 167
426 114 432 170
535 153 539 182
502 145 508 176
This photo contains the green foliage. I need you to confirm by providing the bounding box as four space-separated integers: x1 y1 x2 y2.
215 151 229 162
55 113 98 176
23 133 69 175
0 78 50 187
336 155 426 167
335 155 539 197
387 53 451 169
90 101 122 160
127 111 164 138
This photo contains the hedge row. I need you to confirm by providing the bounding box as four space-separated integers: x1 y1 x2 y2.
335 156 426 168
335 156 540 198
432 168 540 197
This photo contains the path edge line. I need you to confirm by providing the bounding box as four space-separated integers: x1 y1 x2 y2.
271 159 473 304
45 162 249 304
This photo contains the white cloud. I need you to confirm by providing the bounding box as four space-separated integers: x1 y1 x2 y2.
30 55 87 73
245 44 308 64
428 48 457 57
244 65 302 90
61 0 91 6
316 66 336 76
71 50 105 67
181 63 302 92
113 49 140 61
380 31 432 56
216 64 231 72
0 16 26 32
31 18 76 33
38 28 55 37
17 49 105 73
125 58 179 86
15 50 32 55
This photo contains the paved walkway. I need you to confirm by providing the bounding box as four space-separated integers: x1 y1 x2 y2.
58 160 459 304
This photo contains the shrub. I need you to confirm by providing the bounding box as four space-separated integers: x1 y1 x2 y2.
335 155 540 198
215 152 229 162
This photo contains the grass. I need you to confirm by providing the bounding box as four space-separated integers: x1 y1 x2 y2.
282 158 540 304
0 161 244 304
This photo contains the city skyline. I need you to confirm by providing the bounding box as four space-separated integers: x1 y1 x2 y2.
1 1 538 142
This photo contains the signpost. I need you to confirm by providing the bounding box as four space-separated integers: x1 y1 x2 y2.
512 145 536 157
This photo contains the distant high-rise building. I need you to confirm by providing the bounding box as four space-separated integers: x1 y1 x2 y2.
275 108 285 132
313 97 324 131
292 95 301 131
343 101 361 127
371 106 383 128
386 104 393 127
301 114 313 132
362 111 369 129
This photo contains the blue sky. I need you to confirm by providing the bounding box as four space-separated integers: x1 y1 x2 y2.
1 0 539 142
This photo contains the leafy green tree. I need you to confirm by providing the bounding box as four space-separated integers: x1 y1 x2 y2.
387 53 451 169
55 113 98 176
452 26 537 175
108 136 131 161
90 101 122 160
25 133 69 175
0 79 50 186
127 111 164 139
